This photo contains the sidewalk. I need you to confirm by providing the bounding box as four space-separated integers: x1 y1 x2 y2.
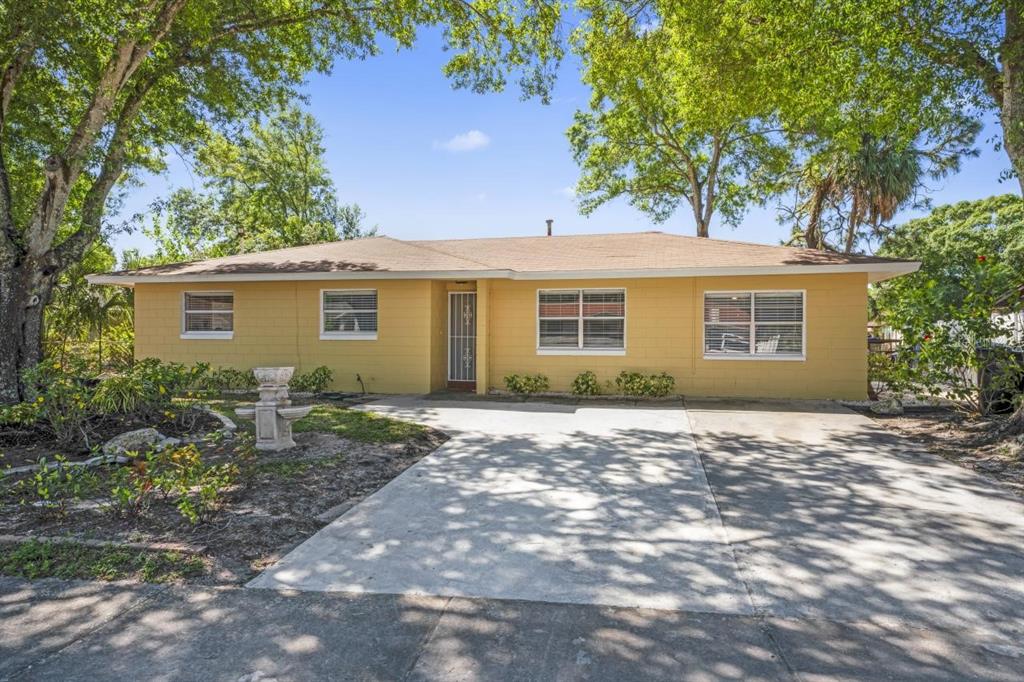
2 578 1018 681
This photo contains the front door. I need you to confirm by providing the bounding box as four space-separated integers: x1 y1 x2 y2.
448 292 477 389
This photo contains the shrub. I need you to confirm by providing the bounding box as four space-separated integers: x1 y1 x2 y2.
201 366 257 391
93 359 209 419
110 445 238 524
21 360 96 447
571 370 601 396
615 371 676 398
504 373 550 394
291 366 333 394
0 401 40 427
12 456 100 518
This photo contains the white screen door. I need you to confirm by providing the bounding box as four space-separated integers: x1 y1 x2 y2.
448 292 477 383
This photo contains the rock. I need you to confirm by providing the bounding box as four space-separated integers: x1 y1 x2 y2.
101 428 179 456
869 397 904 415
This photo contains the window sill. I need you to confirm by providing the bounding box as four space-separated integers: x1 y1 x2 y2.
537 348 626 356
703 354 805 362
180 332 233 340
320 333 378 341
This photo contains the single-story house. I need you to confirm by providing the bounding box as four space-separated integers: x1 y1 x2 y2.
88 231 919 400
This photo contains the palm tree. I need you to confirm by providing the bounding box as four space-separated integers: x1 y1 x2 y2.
793 124 977 253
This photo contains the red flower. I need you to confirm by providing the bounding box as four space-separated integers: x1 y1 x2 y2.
977 255 987 263
923 334 932 342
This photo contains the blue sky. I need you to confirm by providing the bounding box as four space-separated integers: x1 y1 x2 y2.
113 30 1014 257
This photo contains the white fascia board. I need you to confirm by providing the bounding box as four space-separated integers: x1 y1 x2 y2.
86 261 920 286
86 270 511 286
509 262 921 281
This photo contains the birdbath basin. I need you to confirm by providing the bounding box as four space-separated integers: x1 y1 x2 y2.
252 367 294 386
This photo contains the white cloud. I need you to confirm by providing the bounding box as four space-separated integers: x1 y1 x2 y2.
434 129 491 153
557 185 578 199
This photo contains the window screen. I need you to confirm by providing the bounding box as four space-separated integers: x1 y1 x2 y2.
538 289 625 350
183 293 233 333
704 291 803 357
323 290 378 335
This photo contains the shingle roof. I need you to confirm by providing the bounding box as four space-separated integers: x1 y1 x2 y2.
89 231 919 284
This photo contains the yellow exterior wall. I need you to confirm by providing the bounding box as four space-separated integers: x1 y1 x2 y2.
486 273 868 400
134 280 434 394
132 272 868 400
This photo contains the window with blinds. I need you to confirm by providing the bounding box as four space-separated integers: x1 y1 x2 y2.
322 289 378 338
538 289 625 351
704 291 804 358
182 292 234 336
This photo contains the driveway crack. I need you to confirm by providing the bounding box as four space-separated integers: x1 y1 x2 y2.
400 595 454 681
682 400 800 679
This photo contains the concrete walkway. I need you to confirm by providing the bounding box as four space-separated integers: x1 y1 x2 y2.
249 398 750 613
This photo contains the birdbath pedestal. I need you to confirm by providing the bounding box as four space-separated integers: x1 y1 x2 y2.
234 367 312 451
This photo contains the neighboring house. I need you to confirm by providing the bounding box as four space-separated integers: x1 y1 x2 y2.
88 231 919 400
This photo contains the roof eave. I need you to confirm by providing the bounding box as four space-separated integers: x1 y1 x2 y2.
86 261 920 286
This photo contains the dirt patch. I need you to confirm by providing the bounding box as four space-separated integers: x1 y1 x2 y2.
859 406 1024 495
0 410 224 468
0 422 448 585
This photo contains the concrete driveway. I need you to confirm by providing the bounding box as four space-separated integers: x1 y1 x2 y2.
250 397 1024 642
249 398 751 613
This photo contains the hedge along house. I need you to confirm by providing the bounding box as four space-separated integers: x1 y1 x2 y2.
87 232 919 400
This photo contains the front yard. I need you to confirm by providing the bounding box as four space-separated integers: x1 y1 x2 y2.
0 396 445 584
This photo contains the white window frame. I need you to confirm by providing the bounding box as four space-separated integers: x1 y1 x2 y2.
320 288 378 340
536 287 627 356
180 291 234 340
702 289 806 361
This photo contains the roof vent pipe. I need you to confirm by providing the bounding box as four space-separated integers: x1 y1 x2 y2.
545 219 553 236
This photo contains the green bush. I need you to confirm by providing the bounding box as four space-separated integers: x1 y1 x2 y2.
0 401 40 427
109 445 238 524
614 371 676 398
93 359 208 419
291 366 333 393
571 370 601 396
503 373 550 394
21 359 96 447
201 367 257 391
12 456 100 518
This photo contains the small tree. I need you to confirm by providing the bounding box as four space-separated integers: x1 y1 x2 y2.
882 257 1022 414
875 196 1024 416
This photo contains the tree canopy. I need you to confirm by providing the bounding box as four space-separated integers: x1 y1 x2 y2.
0 0 564 402
569 1 790 237
141 107 374 263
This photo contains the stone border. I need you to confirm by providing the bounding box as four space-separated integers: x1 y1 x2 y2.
199 406 237 434
0 533 207 555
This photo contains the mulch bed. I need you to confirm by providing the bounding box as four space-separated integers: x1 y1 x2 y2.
859 406 1024 495
0 424 447 585
0 410 225 468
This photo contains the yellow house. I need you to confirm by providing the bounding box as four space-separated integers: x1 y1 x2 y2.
88 232 919 400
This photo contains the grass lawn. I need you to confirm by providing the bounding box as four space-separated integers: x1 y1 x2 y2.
0 540 206 583
203 396 425 443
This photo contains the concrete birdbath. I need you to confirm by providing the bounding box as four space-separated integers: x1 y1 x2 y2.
234 367 313 451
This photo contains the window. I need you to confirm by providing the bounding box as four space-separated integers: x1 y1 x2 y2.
182 292 233 338
704 291 804 358
538 289 625 353
321 289 378 339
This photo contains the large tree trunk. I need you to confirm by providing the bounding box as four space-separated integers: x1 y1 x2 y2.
0 261 51 403
1002 2 1024 195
